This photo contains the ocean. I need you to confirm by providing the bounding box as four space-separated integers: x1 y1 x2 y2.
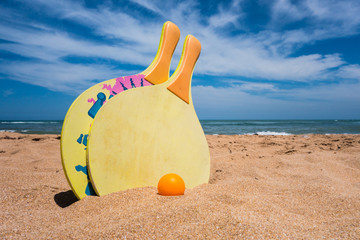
1 120 360 135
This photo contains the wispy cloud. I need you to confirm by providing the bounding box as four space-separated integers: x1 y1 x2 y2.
1 0 360 100
192 81 360 119
2 89 14 97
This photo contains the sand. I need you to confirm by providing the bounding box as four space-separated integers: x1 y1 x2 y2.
0 132 359 239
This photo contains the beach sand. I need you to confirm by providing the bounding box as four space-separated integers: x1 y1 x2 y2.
0 132 359 239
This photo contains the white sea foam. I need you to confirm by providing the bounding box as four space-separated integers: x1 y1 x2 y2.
245 131 292 136
257 131 292 135
325 133 358 135
0 130 16 132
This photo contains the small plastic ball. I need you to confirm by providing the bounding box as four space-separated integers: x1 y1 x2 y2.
157 173 185 196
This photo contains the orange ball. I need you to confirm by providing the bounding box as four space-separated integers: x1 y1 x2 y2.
157 173 185 196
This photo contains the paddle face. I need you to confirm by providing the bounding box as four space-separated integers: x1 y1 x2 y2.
87 36 210 196
61 22 180 199
87 82 210 196
61 75 151 199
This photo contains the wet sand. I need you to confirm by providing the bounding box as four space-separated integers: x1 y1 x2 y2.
0 132 359 239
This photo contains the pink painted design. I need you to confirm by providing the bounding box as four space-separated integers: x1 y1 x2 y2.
85 74 153 112
87 98 96 104
102 74 152 97
109 77 127 95
102 83 113 92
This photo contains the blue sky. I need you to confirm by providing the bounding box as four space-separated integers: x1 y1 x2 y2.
1 0 360 120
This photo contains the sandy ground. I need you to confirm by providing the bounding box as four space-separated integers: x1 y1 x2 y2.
0 132 359 239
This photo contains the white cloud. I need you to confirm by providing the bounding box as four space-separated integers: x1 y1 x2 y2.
130 0 163 15
0 61 127 94
306 0 360 26
270 0 360 40
271 0 308 25
1 0 360 96
235 82 277 92
192 82 360 119
336 64 360 80
208 0 244 28
0 21 160 65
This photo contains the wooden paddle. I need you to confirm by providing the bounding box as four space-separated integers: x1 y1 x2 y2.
87 35 210 196
61 22 180 199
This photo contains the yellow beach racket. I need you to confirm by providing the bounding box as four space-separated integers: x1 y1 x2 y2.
87 35 210 196
61 22 180 199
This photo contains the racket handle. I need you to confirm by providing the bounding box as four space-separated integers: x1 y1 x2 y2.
167 35 201 104
145 21 180 85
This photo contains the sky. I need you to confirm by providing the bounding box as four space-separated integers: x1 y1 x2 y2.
1 0 360 120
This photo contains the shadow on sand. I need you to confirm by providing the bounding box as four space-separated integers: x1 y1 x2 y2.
54 190 78 208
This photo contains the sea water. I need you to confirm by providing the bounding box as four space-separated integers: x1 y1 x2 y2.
0 120 359 135
201 120 360 135
0 121 62 134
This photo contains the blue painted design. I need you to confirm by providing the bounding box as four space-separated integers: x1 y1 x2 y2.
76 134 88 146
83 134 88 146
130 78 136 88
75 165 87 175
85 182 96 195
75 164 95 196
141 78 144 87
109 91 117 100
120 82 127 91
88 92 106 119
77 134 83 144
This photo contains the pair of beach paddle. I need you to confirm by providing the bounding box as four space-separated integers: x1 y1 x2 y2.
61 21 210 199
